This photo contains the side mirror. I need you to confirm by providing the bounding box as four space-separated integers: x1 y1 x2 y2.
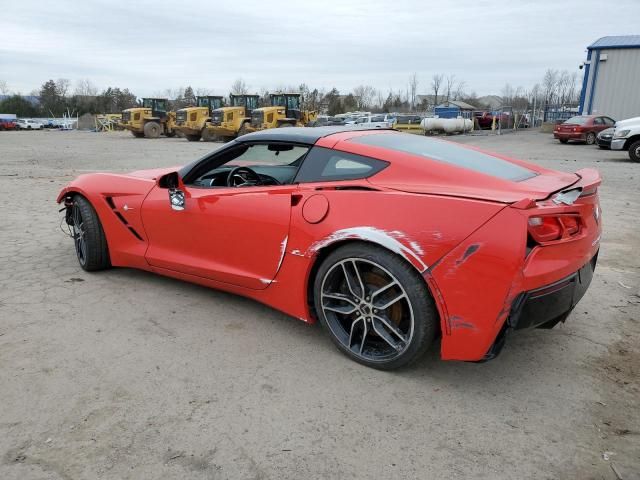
157 172 185 211
158 171 180 189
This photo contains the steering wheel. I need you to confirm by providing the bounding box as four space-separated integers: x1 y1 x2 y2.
226 166 263 187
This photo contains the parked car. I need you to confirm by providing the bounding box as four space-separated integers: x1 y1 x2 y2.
57 126 601 369
596 128 614 149
16 119 44 130
350 115 394 128
0 118 17 131
308 116 346 127
610 116 640 162
553 115 615 145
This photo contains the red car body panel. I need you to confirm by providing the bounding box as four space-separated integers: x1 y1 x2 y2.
57 129 602 361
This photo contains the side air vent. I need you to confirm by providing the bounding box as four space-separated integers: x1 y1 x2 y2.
105 196 144 241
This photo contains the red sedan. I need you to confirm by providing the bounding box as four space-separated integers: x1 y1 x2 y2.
554 115 615 145
57 127 602 369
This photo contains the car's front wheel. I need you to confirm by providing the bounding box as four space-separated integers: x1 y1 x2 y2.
629 140 640 162
314 243 437 370
70 195 110 271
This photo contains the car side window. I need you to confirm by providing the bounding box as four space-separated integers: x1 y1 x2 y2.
603 117 615 126
593 117 603 125
294 147 389 183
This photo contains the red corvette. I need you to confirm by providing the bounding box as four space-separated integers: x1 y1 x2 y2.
57 127 602 369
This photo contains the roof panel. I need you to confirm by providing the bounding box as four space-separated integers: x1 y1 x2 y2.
589 35 640 49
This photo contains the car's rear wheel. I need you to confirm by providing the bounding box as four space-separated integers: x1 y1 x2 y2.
627 140 640 162
314 243 437 370
559 139 569 144
143 121 161 138
586 132 596 145
70 195 110 271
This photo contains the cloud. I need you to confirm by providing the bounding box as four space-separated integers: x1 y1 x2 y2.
1 0 638 97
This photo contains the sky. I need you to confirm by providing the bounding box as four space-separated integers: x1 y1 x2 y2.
1 0 639 99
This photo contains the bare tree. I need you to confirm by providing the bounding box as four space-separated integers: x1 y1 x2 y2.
542 69 559 105
74 79 97 97
431 74 443 106
0 80 9 95
194 87 213 97
56 78 71 98
501 83 514 105
408 73 418 111
445 74 456 102
453 80 466 101
352 85 376 110
231 78 248 95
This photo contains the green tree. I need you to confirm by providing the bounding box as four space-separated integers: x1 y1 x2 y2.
0 95 39 117
183 86 196 105
39 79 60 115
324 88 343 116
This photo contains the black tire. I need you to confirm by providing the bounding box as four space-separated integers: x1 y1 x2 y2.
131 131 144 138
629 140 640 162
238 122 250 136
559 139 569 144
313 243 437 370
143 121 161 138
585 132 596 145
70 195 110 271
185 134 201 142
201 128 215 142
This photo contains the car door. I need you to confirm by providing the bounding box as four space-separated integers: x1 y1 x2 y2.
140 143 304 290
593 117 606 133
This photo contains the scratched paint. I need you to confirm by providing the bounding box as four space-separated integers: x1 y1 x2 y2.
276 235 288 272
308 226 428 272
455 243 480 266
450 315 477 331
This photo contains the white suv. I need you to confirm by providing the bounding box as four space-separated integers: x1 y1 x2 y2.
611 116 640 162
16 119 44 130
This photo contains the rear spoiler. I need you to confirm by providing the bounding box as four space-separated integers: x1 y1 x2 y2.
551 168 601 205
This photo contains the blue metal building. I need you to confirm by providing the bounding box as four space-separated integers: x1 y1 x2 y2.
579 35 640 120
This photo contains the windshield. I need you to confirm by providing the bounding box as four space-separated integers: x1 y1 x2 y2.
564 116 588 125
350 133 537 182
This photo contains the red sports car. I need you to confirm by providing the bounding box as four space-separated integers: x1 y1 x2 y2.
57 127 602 369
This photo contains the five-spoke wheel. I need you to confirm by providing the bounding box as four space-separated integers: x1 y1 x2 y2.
314 243 437 369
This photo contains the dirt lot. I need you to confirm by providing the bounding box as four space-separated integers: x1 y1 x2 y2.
1 129 638 479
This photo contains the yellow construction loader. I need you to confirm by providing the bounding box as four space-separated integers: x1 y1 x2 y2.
120 98 176 139
249 93 317 131
203 94 260 141
175 96 224 142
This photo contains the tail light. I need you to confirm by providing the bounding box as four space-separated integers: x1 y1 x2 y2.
573 126 583 132
528 215 581 244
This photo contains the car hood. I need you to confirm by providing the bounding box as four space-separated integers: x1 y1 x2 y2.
615 116 640 128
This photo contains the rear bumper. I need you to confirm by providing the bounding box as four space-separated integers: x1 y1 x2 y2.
554 132 584 141
509 251 597 329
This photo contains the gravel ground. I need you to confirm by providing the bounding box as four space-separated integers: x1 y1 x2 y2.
0 129 638 480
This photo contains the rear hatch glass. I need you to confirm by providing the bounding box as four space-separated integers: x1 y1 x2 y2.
350 133 537 182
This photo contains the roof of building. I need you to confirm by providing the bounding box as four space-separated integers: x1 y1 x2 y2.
588 35 640 49
435 100 478 110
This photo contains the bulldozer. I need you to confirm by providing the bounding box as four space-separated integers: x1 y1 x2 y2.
120 98 176 139
175 96 224 142
203 94 260 141
249 93 317 131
